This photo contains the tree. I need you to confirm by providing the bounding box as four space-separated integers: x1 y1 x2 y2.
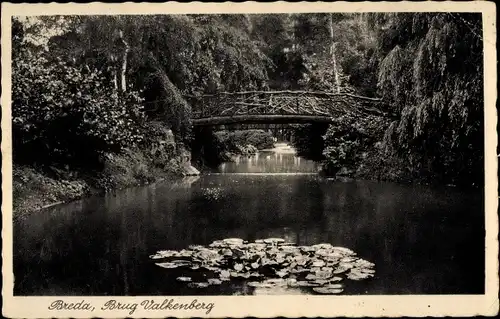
375 13 483 185
12 16 145 168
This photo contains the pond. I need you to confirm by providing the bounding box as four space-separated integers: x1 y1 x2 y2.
13 144 484 295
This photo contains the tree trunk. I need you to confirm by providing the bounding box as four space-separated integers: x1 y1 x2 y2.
329 13 341 94
118 31 129 93
112 71 118 91
110 54 118 91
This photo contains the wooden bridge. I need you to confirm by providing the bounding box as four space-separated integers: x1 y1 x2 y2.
184 90 388 126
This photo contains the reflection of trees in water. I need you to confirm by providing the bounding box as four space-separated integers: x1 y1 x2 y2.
228 152 319 173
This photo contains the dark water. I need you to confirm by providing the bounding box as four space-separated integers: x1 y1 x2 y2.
13 146 485 295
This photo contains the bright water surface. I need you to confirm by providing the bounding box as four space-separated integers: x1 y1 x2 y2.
14 144 484 295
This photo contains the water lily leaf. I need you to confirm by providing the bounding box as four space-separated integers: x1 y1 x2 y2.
354 259 376 268
301 245 316 252
150 250 179 259
324 283 343 289
295 281 320 287
251 262 259 269
332 247 355 255
305 273 317 280
290 267 309 274
155 262 184 269
263 278 287 286
266 247 280 255
261 258 278 266
178 249 193 257
310 267 322 273
287 278 298 285
176 276 192 282
312 260 326 267
209 240 228 248
247 281 274 288
295 259 308 266
221 248 233 256
312 279 331 285
288 261 298 268
358 268 376 274
263 238 285 244
156 259 191 268
234 263 244 271
333 263 354 274
223 238 245 245
347 270 375 280
312 243 334 250
276 271 288 278
279 245 298 250
246 243 267 250
322 251 343 260
313 287 344 294
314 269 333 279
279 242 297 246
194 248 220 260
207 278 223 285
189 245 205 250
188 282 209 288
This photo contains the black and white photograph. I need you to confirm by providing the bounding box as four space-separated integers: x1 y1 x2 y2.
1 2 498 318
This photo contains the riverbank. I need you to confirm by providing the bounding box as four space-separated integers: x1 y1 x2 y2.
12 147 199 219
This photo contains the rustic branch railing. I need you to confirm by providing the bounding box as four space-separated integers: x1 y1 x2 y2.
184 91 388 125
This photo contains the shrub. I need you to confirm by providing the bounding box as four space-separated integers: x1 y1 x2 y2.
97 148 154 190
214 129 275 152
139 121 177 169
321 114 389 176
12 53 146 168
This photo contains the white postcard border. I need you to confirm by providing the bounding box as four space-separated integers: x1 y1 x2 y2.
2 2 498 318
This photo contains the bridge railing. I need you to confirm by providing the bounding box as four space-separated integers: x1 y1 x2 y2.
184 91 387 119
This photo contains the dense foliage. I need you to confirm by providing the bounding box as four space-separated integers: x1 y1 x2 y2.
322 115 390 176
13 41 145 168
215 130 275 151
373 13 484 185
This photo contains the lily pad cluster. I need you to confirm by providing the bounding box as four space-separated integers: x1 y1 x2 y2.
150 238 375 294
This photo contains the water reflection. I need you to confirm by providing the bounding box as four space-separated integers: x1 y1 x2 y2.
13 152 484 296
212 151 320 174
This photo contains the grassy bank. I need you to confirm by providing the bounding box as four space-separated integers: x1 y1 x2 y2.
13 142 196 218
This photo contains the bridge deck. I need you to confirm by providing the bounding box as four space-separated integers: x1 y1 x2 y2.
192 114 334 126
